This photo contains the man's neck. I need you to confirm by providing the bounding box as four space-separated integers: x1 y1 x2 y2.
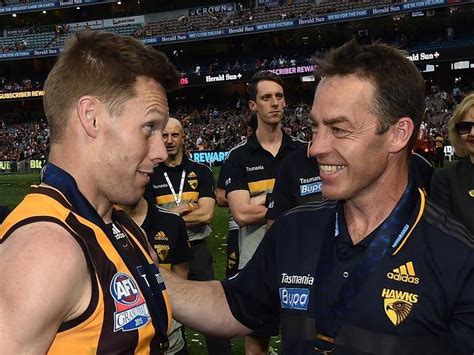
166 151 183 167
48 150 114 224
256 123 283 156
343 164 409 245
121 197 147 227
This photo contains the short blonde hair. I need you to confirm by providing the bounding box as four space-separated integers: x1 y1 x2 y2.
44 30 181 143
448 92 474 157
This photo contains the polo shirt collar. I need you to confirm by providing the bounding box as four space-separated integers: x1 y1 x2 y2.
164 153 189 170
247 130 300 155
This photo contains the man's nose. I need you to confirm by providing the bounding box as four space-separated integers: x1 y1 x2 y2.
309 129 332 158
151 136 168 165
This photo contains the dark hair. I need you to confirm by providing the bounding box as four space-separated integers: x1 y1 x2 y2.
44 30 181 143
248 112 258 130
246 70 285 101
315 39 425 150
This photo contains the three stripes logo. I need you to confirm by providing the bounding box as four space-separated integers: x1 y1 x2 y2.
386 261 419 284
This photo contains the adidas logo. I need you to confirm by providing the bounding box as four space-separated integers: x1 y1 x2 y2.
386 261 420 284
112 224 126 240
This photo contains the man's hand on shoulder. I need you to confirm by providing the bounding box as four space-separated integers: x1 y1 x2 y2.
0 222 91 353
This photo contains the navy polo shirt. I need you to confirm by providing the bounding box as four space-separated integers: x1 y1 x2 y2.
141 203 191 267
222 181 474 354
266 145 321 221
224 132 304 198
146 155 215 241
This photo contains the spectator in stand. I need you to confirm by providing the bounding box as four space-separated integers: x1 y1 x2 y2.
434 130 445 167
0 120 50 161
431 92 474 234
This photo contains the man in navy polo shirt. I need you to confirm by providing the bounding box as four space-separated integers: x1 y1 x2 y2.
265 143 321 228
161 40 474 354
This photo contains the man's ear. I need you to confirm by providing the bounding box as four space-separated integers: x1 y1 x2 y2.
248 100 257 112
76 96 100 138
388 117 414 153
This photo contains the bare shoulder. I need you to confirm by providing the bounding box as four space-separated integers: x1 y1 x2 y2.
0 221 91 351
0 220 88 276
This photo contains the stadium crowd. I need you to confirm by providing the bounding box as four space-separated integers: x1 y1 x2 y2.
0 28 474 355
0 87 468 162
0 119 49 161
0 76 42 93
2 0 470 56
137 0 403 38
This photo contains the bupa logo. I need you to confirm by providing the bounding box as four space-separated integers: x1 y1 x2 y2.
300 182 322 196
279 288 310 311
110 273 150 332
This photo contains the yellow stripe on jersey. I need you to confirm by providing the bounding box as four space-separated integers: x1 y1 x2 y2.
248 179 275 195
66 212 160 352
1 190 170 354
155 191 200 205
49 273 104 354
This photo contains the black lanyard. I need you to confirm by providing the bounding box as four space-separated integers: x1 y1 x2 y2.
313 182 424 350
41 163 169 352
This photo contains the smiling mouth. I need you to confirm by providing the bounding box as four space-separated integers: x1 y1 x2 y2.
319 164 346 174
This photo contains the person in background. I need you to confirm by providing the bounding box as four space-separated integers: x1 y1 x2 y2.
266 142 321 228
434 130 445 167
216 113 258 278
122 195 191 354
146 117 231 355
431 92 474 234
223 70 304 354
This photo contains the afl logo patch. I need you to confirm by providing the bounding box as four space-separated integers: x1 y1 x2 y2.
110 273 150 332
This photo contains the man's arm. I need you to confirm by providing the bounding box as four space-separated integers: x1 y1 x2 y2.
266 219 275 230
180 197 215 226
223 148 269 226
160 267 251 338
215 187 228 207
0 222 91 353
171 262 190 280
227 190 267 227
216 162 229 207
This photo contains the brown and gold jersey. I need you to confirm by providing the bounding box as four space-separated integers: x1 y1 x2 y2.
0 185 171 354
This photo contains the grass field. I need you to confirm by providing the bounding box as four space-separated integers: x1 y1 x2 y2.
0 168 280 354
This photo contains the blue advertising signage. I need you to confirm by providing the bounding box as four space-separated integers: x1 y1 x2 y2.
0 0 456 60
190 150 229 166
